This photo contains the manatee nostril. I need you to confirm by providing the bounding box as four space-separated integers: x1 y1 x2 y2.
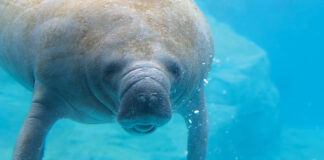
136 94 146 103
149 93 158 102
136 93 159 105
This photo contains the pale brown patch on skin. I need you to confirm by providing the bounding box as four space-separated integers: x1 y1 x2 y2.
0 0 213 90
1 0 208 56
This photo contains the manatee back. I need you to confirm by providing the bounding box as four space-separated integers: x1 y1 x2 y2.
0 0 42 89
0 0 214 90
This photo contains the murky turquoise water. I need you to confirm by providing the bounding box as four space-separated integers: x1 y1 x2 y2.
1 0 323 160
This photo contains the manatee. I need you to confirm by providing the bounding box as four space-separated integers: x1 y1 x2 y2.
0 0 214 159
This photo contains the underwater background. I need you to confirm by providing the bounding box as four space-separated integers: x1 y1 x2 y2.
0 0 323 159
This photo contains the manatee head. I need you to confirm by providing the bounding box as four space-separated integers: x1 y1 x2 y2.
118 57 186 134
86 52 185 135
82 0 212 134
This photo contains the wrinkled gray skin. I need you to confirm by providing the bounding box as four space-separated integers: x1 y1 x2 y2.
0 0 214 159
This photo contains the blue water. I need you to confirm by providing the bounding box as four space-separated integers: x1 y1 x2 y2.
197 0 324 128
1 0 324 160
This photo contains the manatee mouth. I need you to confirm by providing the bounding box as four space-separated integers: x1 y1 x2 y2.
122 124 157 135
131 124 156 134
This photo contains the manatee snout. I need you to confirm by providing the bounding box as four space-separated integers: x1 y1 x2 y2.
117 64 172 134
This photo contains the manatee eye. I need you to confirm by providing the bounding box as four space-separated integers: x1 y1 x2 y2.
103 61 123 83
165 60 182 80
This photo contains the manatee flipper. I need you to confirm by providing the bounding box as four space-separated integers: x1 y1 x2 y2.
180 88 209 160
13 84 62 160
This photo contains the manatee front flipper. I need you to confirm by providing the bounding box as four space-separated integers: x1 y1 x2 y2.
179 88 209 160
13 84 63 160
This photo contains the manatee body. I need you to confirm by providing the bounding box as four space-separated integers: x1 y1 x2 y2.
0 0 214 159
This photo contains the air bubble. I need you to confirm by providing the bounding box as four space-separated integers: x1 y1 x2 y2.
203 79 209 84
